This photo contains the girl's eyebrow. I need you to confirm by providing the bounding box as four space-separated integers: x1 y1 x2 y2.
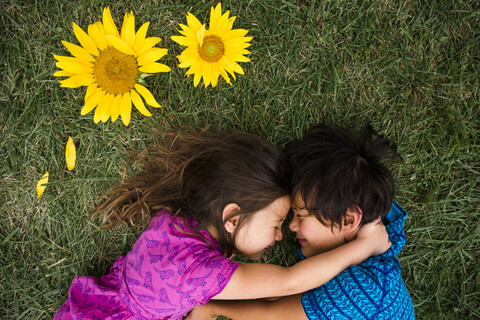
292 204 306 210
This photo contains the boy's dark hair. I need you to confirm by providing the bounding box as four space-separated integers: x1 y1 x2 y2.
285 124 399 229
90 130 289 257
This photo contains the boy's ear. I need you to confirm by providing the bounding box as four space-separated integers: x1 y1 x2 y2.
223 203 241 234
343 207 363 232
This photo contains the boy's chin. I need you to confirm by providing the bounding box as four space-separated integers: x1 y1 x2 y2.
301 244 323 257
300 245 312 257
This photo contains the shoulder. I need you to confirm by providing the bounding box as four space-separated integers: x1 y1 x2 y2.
128 210 239 296
301 263 414 319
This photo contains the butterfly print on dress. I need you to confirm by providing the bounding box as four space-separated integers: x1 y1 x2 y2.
153 267 175 280
148 252 164 264
145 236 161 249
144 271 154 291
186 269 213 287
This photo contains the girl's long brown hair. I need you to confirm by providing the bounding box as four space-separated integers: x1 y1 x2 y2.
89 129 289 256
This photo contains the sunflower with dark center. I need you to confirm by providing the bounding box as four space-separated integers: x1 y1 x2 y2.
54 7 170 126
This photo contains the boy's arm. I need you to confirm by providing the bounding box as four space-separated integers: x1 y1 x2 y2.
213 218 390 300
187 294 308 320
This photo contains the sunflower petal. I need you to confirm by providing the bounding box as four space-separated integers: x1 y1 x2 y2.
59 74 95 88
81 90 105 115
53 70 73 77
102 7 120 37
134 83 161 108
137 48 168 66
226 16 236 31
36 172 49 198
72 22 99 56
186 12 204 32
196 25 205 47
130 89 152 117
55 61 93 74
88 22 108 50
134 37 162 56
110 94 122 122
230 54 251 63
219 66 232 85
222 29 249 41
193 67 202 87
209 3 220 33
121 11 136 47
234 63 245 75
120 91 132 126
98 93 114 122
65 137 76 171
133 22 150 52
53 54 90 65
203 64 211 88
139 62 171 73
170 35 193 47
91 92 108 123
215 10 232 33
61 41 95 62
105 35 136 55
84 83 99 101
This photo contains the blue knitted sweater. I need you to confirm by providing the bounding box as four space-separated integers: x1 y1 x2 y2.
299 203 415 320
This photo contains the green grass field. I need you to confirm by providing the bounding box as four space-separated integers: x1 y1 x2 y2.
1 0 479 318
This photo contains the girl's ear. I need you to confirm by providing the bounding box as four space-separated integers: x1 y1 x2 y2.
343 207 363 232
223 203 241 234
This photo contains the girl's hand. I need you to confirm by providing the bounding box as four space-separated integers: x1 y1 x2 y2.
356 218 391 256
184 303 215 320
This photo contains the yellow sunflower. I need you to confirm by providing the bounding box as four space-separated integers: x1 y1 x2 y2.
171 3 252 87
54 7 170 126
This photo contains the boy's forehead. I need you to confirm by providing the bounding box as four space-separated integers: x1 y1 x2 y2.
292 192 306 209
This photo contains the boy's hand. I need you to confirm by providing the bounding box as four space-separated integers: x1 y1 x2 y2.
356 218 391 256
184 303 215 320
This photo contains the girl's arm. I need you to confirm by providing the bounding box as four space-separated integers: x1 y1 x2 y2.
213 219 390 300
186 295 307 320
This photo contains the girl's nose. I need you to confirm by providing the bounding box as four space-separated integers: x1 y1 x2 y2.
275 229 283 241
289 215 299 232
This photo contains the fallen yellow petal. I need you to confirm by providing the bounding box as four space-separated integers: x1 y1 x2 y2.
37 172 49 198
66 137 76 171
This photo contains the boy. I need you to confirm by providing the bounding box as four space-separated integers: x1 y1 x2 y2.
187 124 415 319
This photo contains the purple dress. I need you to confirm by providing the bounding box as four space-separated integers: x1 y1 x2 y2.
54 210 239 320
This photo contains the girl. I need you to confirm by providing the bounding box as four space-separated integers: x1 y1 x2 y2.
54 130 390 320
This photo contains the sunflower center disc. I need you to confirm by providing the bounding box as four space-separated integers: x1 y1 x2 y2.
198 35 225 62
94 46 138 95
